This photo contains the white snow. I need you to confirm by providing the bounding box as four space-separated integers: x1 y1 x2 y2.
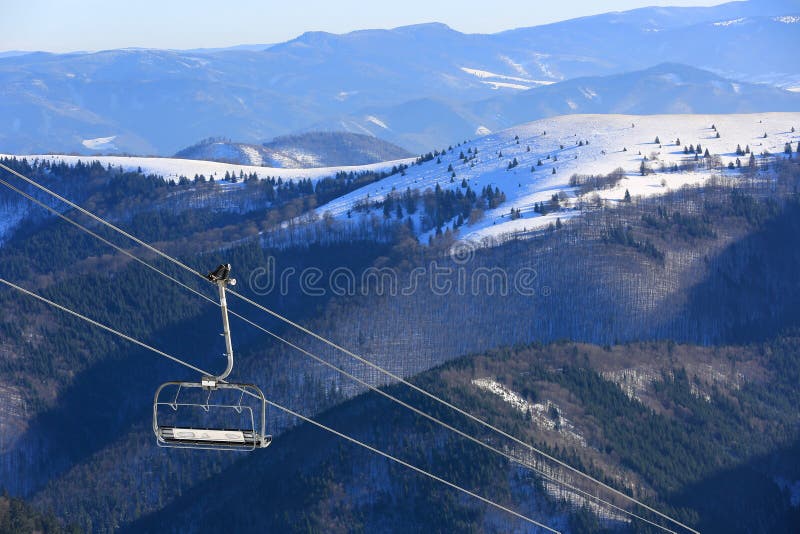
475 126 492 135
81 136 117 151
365 115 389 129
482 81 531 91
336 91 358 101
314 112 800 245
460 67 553 89
0 154 416 183
472 377 586 446
239 145 263 166
499 55 530 78
712 18 746 27
774 16 800 24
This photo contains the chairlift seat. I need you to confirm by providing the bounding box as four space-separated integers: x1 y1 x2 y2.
153 381 271 451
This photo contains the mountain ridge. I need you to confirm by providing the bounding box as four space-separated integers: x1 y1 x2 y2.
0 0 797 155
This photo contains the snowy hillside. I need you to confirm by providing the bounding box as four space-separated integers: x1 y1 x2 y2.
315 113 800 243
0 153 414 183
174 132 412 168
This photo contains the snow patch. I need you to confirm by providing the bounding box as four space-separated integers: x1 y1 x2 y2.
460 67 534 84
774 16 800 24
239 145 263 166
579 87 598 100
336 91 357 101
482 81 531 91
712 18 746 27
365 115 389 129
498 55 529 78
475 125 492 136
603 368 660 401
82 136 117 151
472 377 586 446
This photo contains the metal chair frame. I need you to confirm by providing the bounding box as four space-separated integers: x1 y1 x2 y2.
152 264 272 451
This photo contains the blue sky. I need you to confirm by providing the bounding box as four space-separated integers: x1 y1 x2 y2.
2 0 726 52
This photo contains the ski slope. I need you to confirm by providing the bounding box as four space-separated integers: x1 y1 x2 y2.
0 154 415 183
315 113 800 243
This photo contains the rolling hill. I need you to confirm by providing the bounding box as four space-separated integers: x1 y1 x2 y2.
173 132 412 168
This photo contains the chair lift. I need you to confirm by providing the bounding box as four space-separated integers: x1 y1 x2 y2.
152 264 272 451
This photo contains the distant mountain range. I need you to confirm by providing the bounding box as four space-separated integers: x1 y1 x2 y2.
0 0 797 156
173 132 412 168
330 63 800 151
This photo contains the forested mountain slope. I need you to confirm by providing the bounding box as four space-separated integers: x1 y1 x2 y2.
129 338 800 533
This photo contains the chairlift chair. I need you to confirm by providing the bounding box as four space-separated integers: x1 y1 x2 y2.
152 264 272 451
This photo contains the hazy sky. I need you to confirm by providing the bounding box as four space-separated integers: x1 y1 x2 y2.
2 0 727 52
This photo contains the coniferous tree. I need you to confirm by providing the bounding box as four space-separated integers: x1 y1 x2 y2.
654 136 660 144
624 189 632 202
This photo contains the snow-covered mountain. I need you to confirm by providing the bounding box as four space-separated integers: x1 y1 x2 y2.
314 112 800 243
174 132 412 168
320 64 800 152
0 0 797 156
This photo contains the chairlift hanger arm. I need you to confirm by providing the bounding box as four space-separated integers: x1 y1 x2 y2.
205 264 237 384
